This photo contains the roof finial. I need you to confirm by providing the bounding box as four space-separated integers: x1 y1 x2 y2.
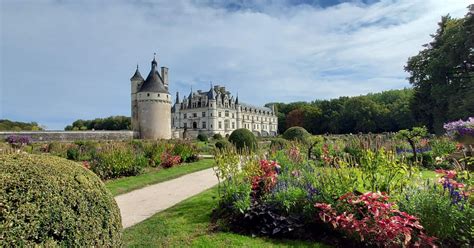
137 63 139 70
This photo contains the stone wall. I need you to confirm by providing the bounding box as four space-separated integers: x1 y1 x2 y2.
0 131 137 142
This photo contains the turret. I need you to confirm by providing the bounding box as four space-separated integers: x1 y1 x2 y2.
131 65 144 134
161 67 169 90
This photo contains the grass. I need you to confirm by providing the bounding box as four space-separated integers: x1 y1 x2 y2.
123 187 329 248
105 159 215 196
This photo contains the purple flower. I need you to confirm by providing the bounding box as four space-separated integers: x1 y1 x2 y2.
444 117 474 138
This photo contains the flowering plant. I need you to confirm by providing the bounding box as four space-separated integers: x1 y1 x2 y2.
315 192 436 247
443 117 474 138
160 151 181 168
5 135 32 148
435 169 471 207
251 160 279 194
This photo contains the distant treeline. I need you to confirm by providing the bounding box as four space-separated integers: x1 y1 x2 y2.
268 88 415 135
0 119 43 131
64 116 131 131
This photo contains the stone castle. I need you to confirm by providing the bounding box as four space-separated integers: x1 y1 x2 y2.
131 55 277 139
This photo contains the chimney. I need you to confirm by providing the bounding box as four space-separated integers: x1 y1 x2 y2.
161 67 169 90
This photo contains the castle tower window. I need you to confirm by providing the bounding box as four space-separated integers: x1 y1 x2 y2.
147 93 150 97
232 113 234 118
184 113 187 119
218 122 222 129
218 112 222 117
193 113 197 117
202 122 207 128
202 112 206 117
193 122 197 129
225 110 229 117
232 122 235 129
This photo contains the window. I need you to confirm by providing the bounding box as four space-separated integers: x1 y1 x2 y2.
232 122 235 129
193 113 197 118
184 113 187 119
218 122 222 129
211 124 213 128
147 93 150 97
232 113 234 118
218 112 222 117
202 122 206 128
210 113 213 117
202 112 206 117
184 123 187 128
225 110 229 117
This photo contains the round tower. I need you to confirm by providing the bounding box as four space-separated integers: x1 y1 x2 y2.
136 55 172 139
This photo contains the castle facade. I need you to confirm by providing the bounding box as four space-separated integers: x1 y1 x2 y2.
172 85 278 138
131 55 277 139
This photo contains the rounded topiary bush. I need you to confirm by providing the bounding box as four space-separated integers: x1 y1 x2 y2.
197 133 208 142
270 137 289 150
228 128 257 152
282 126 311 143
213 133 223 140
0 154 122 247
215 139 231 150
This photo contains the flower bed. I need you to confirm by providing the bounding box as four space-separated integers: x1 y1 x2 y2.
212 139 473 247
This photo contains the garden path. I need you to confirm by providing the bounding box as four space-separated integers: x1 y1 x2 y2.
115 167 218 228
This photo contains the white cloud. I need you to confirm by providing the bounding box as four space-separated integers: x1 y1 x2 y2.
0 0 470 129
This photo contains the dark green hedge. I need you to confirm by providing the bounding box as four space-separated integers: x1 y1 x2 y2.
282 126 310 143
0 154 122 247
228 129 257 152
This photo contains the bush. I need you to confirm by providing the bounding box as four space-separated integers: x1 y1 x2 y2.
282 127 310 143
213 133 223 140
66 146 80 160
91 145 147 180
197 133 208 142
270 138 289 150
0 154 122 246
144 142 167 167
172 141 197 163
215 139 231 150
228 128 258 152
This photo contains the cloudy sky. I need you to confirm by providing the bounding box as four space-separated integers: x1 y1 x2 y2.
0 0 471 129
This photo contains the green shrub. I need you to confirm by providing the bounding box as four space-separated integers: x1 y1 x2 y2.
91 145 146 180
399 182 474 246
172 141 197 163
282 126 310 143
0 154 122 247
144 142 167 167
213 133 223 140
215 139 232 150
197 133 208 142
228 128 257 152
270 138 289 150
66 146 79 160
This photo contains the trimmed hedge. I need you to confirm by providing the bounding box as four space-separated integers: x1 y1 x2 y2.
228 129 257 152
282 126 310 143
213 133 223 140
0 154 122 247
215 139 231 150
270 137 289 150
197 133 208 142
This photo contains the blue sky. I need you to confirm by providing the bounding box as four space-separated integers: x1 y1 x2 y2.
0 0 470 130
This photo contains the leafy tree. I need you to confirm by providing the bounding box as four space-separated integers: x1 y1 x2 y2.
396 126 429 165
0 119 44 131
405 6 474 133
65 116 131 131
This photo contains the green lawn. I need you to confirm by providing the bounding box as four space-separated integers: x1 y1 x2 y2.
123 187 329 248
105 159 215 196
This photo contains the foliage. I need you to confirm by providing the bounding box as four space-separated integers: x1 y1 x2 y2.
405 7 474 133
399 170 473 246
271 88 415 134
0 119 43 131
5 135 32 148
64 115 130 130
160 151 182 168
0 154 122 247
282 126 310 143
270 137 289 150
144 141 168 166
396 126 429 164
91 144 147 180
215 139 231 150
172 140 198 163
213 133 223 140
228 128 258 152
315 192 436 247
197 133 208 142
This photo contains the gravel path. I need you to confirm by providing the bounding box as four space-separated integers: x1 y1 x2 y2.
115 167 218 228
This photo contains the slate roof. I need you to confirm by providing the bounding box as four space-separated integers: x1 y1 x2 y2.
130 67 144 82
138 61 169 94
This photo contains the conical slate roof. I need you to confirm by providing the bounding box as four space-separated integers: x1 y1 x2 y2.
138 59 168 94
130 67 144 82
